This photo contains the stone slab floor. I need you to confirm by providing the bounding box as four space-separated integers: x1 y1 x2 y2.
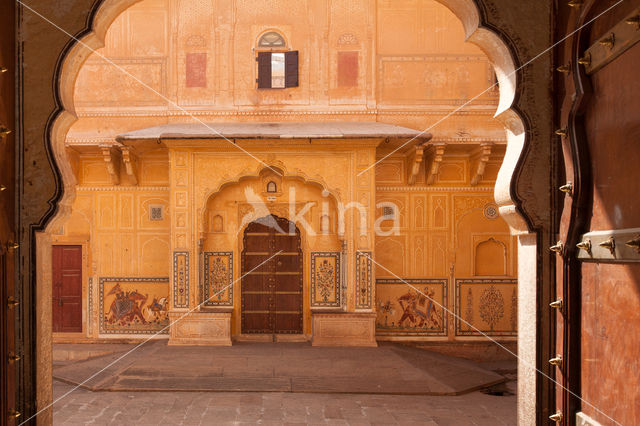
53 382 516 425
53 343 516 426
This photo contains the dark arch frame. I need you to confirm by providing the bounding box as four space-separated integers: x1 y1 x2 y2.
13 0 554 422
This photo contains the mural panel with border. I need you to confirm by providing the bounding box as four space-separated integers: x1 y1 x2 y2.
203 252 234 306
310 252 341 308
99 277 170 334
376 278 447 336
455 278 517 336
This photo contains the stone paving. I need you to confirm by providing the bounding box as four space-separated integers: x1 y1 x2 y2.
51 342 517 425
52 342 505 395
53 382 517 425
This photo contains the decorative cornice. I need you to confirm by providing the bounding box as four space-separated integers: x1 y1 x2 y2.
430 137 506 143
66 137 116 144
74 108 500 118
77 186 169 191
376 186 494 192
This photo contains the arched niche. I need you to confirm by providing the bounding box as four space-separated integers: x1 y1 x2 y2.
201 168 341 253
474 237 507 276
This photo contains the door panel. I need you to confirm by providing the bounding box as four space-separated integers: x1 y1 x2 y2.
578 9 640 425
554 1 640 424
580 263 640 423
241 216 303 335
0 0 16 420
52 245 83 333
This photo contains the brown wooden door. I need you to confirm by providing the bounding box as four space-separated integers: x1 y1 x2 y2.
52 245 83 333
554 1 640 424
241 215 303 334
1 0 16 420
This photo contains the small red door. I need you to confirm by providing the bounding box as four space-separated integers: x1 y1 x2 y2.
52 245 83 333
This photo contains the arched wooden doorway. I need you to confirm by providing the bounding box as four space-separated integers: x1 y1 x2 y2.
241 215 303 335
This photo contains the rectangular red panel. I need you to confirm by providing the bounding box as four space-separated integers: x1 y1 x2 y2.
52 245 83 333
186 52 207 88
338 51 358 87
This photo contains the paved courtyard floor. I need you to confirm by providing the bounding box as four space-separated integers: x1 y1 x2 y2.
51 341 517 425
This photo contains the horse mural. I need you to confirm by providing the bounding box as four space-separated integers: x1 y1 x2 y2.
105 283 149 325
143 297 168 322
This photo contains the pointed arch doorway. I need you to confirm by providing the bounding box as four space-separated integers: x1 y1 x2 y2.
241 215 303 335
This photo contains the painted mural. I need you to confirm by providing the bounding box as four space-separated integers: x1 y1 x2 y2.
99 277 170 334
310 252 341 308
455 278 517 336
355 251 373 309
172 251 189 308
203 252 233 306
375 278 447 336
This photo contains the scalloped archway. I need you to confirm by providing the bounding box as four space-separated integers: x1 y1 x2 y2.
36 0 535 422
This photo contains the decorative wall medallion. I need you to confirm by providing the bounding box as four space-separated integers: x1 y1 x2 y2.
99 277 170 335
483 203 499 220
310 252 341 308
455 278 517 336
355 251 373 309
376 278 447 336
203 252 233 306
337 32 358 45
148 204 164 221
173 251 189 308
185 35 206 48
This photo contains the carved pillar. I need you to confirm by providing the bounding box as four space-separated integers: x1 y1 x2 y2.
168 149 193 312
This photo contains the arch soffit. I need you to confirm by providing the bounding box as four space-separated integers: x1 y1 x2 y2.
200 164 342 234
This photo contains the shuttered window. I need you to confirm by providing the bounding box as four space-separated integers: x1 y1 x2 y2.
256 51 299 89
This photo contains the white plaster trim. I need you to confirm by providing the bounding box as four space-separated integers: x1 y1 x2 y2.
576 412 603 426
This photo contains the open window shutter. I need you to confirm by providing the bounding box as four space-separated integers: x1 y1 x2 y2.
284 51 299 87
257 52 272 88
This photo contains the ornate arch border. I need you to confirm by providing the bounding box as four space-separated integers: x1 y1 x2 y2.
27 0 546 423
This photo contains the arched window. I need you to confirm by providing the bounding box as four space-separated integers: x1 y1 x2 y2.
258 31 286 48
266 181 277 193
256 31 298 89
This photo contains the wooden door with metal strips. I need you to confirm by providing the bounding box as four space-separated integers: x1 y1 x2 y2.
241 215 303 334
553 1 640 424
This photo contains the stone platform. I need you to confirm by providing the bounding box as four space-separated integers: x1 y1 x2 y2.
53 341 505 395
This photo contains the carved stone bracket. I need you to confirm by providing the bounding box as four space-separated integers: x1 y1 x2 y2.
425 143 446 185
470 143 493 186
407 143 427 185
99 144 121 185
121 146 138 185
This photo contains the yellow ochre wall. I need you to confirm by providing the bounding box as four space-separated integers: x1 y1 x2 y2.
66 0 502 141
53 153 171 338
374 149 517 340
58 0 516 342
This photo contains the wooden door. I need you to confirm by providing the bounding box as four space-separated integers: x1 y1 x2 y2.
554 1 640 424
52 245 83 333
1 0 16 420
241 215 303 334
